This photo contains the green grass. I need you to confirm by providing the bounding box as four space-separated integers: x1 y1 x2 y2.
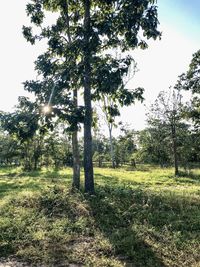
0 166 200 266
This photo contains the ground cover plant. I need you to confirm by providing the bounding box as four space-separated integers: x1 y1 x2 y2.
0 166 200 266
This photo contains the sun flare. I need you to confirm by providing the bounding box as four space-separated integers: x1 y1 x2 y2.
43 105 51 114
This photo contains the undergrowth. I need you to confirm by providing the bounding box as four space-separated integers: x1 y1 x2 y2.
0 166 200 266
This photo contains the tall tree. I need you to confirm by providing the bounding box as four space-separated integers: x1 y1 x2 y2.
137 127 170 166
147 89 183 175
23 0 84 189
83 0 94 192
115 126 137 167
97 59 140 168
64 0 81 189
102 96 118 168
23 0 161 193
176 49 200 126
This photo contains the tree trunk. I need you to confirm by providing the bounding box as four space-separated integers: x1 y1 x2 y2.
98 156 102 168
72 90 80 189
109 126 115 168
34 156 38 170
172 124 179 176
65 0 80 189
83 0 94 194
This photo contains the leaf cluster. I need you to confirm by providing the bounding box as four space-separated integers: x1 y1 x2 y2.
22 0 161 131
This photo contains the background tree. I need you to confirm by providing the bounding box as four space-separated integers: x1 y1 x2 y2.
177 49 200 170
97 59 139 168
0 97 40 170
42 130 73 168
0 130 20 166
176 49 200 126
92 136 108 168
97 96 119 168
147 89 183 175
115 125 137 167
136 126 170 166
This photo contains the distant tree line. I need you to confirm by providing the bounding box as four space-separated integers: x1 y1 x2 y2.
1 48 200 177
1 76 200 175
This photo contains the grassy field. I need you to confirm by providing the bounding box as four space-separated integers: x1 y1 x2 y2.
0 165 200 266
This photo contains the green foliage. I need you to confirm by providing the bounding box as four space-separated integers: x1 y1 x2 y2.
22 0 161 192
178 49 200 94
145 89 186 175
0 132 20 166
0 117 74 170
115 128 137 166
22 0 161 132
0 97 39 141
136 127 171 166
176 49 200 126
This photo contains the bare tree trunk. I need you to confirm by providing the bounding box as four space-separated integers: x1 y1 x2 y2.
65 0 80 189
72 89 80 189
34 156 38 170
172 124 179 176
108 126 115 168
83 0 94 194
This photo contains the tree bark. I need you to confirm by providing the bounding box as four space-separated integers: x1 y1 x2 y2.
65 0 80 189
108 126 115 168
83 0 94 194
72 89 80 189
171 124 179 176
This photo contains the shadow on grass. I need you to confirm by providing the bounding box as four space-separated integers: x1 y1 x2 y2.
125 164 153 172
0 169 72 200
86 183 200 266
0 172 19 178
20 169 67 179
1 170 200 266
86 185 166 267
0 180 42 198
0 168 72 180
174 170 200 185
94 173 148 188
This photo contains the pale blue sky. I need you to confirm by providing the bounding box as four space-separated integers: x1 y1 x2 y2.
159 0 200 40
0 1 199 131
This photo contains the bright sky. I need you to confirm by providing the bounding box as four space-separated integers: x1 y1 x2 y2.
0 0 199 132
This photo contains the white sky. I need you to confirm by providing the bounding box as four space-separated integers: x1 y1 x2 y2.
0 1 199 133
119 25 200 131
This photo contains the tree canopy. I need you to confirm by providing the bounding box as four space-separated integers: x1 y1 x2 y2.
22 0 161 193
